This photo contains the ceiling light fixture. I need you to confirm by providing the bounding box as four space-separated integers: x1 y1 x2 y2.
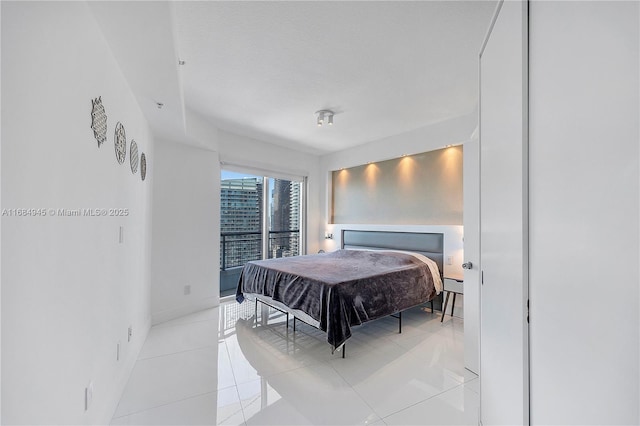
316 110 334 127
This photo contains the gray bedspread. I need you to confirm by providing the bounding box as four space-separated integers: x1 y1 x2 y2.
236 249 438 349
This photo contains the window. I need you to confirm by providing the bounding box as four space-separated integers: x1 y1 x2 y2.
220 169 305 297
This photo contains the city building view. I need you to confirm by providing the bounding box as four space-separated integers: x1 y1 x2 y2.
219 173 301 295
220 177 264 270
269 178 300 259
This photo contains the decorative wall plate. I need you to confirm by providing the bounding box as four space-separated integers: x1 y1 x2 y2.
90 97 107 147
140 152 147 181
130 140 139 174
114 122 126 164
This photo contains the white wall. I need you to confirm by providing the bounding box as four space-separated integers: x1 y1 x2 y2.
1 2 3 419
150 139 219 324
1 2 153 424
529 1 639 424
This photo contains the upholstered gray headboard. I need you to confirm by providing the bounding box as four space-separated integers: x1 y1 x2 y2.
341 230 444 279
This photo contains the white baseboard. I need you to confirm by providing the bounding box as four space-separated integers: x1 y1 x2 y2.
151 296 219 326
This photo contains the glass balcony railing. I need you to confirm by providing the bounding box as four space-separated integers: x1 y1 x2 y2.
220 231 262 271
220 230 300 271
219 230 300 297
267 230 300 260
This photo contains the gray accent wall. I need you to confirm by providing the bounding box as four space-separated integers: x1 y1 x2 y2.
331 146 463 225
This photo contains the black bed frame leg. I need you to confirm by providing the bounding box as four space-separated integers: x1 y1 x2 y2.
342 344 346 358
293 317 296 332
398 311 402 334
254 298 258 325
430 300 434 313
441 291 451 323
451 293 457 317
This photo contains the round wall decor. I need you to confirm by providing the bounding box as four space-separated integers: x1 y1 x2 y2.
90 97 107 147
130 140 139 174
114 122 127 164
140 152 147 181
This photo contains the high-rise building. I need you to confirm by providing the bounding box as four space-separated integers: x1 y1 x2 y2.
289 182 301 256
269 179 301 259
220 178 263 269
270 179 291 258
271 179 290 232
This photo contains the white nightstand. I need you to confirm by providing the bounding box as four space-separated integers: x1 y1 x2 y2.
441 277 463 322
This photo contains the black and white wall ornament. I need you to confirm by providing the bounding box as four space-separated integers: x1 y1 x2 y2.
140 152 147 181
130 140 139 174
90 96 107 147
87 98 146 182
114 122 127 165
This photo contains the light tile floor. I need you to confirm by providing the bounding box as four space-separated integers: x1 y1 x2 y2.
112 299 478 425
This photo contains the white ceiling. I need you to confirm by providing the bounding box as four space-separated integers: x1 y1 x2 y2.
91 1 497 156
173 1 496 155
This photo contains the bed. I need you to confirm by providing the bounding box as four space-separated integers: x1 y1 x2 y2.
236 230 444 353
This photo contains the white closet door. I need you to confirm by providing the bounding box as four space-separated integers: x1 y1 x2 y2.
463 138 479 375
479 0 529 424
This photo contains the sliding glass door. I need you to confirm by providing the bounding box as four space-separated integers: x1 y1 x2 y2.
220 170 304 297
